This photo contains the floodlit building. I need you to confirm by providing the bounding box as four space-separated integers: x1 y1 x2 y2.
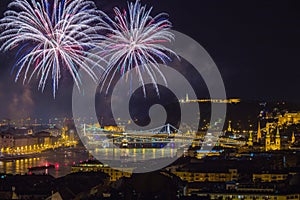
265 125 281 151
103 126 125 133
278 112 300 125
171 168 238 183
71 161 132 181
252 171 290 182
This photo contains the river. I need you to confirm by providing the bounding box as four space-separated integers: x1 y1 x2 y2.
0 147 89 178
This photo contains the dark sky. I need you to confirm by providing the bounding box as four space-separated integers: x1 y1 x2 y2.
0 0 300 120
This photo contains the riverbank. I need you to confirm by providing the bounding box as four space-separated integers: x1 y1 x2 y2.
0 145 89 178
0 145 82 162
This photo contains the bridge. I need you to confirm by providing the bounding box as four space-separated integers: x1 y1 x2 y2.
81 123 244 149
82 123 190 149
83 123 182 137
125 123 182 137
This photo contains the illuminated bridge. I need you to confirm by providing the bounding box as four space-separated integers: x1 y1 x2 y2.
81 123 244 149
82 123 182 137
82 123 191 149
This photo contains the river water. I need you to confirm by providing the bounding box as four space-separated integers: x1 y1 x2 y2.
0 146 183 177
0 148 89 178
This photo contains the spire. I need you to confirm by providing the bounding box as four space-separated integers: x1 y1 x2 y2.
257 121 261 142
291 132 296 144
275 126 281 150
276 127 280 138
227 121 232 132
248 131 253 146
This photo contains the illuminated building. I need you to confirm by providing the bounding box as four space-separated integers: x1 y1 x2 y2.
35 132 52 147
171 168 238 183
195 150 222 159
0 133 14 149
14 136 32 148
179 95 241 104
103 126 124 133
0 128 76 154
71 162 132 181
252 172 289 182
265 124 281 151
278 112 300 125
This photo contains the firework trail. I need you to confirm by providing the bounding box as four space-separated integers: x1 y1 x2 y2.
0 0 105 97
99 0 178 96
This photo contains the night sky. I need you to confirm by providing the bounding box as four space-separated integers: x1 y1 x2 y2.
0 0 299 120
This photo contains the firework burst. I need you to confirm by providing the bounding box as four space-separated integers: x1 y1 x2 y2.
99 0 178 96
0 0 105 97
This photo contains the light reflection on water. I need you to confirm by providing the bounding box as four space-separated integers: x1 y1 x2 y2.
0 147 179 177
0 149 89 178
92 147 177 162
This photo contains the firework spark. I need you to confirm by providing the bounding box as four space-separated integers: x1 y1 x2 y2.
99 0 178 96
0 0 105 97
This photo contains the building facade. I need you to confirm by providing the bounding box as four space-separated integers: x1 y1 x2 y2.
265 125 281 151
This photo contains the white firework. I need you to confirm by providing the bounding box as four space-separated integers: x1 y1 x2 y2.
0 0 105 97
99 0 178 96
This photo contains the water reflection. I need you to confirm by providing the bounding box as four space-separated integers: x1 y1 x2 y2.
0 147 179 177
92 147 177 162
0 149 89 178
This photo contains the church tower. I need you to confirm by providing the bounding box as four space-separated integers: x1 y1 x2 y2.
227 121 232 132
265 123 281 151
265 124 271 151
257 121 262 142
275 127 281 150
248 131 253 147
